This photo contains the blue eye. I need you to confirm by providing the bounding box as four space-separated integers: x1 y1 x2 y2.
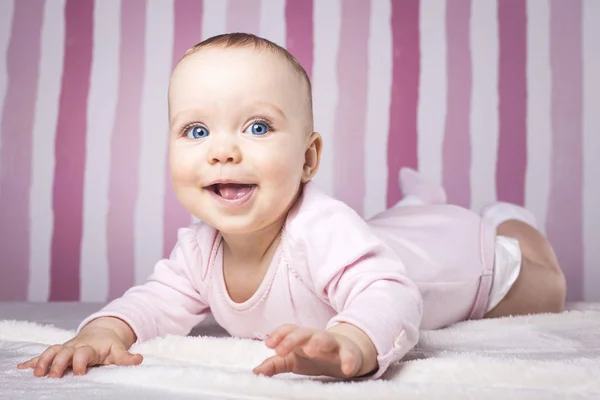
245 122 269 136
185 125 209 139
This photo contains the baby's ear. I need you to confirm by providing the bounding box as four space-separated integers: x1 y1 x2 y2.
302 132 322 183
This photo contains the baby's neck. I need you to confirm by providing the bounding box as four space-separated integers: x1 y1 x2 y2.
221 218 284 267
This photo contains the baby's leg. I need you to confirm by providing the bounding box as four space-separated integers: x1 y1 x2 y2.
394 168 447 207
482 205 566 318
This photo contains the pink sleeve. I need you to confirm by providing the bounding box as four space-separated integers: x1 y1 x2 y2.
301 211 423 378
77 226 211 343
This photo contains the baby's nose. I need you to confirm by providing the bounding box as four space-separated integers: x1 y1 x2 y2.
207 138 242 164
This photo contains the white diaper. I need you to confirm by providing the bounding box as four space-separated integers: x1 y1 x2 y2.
486 235 522 312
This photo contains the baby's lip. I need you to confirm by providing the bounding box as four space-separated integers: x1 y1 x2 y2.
203 180 257 188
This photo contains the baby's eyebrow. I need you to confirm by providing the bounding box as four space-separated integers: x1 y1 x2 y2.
170 110 200 128
169 102 287 128
252 102 286 120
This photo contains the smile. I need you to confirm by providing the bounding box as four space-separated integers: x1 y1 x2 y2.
205 182 257 207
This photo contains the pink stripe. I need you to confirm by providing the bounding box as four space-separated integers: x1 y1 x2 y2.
226 0 261 34
49 0 94 301
107 0 146 299
387 0 420 208
442 0 472 208
496 0 527 205
546 0 584 301
0 0 44 301
163 0 204 258
332 0 370 213
285 0 313 78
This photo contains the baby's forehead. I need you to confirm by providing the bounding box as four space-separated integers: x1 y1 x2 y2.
178 45 301 84
170 45 310 109
168 45 311 125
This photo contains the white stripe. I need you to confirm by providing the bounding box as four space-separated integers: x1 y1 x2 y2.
583 0 600 302
416 0 447 189
524 0 551 234
135 0 174 284
0 0 14 165
311 0 341 197
363 0 392 219
260 0 286 47
469 0 499 213
27 0 65 301
202 0 228 40
79 0 121 302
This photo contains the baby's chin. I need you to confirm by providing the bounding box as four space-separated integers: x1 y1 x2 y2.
198 212 285 237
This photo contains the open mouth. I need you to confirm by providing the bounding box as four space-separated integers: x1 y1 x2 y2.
207 183 256 201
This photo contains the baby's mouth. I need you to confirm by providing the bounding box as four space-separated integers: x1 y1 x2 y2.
208 183 256 200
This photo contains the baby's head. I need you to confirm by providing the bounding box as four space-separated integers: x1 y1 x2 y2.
168 33 322 235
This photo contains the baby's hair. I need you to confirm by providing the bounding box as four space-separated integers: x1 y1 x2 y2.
183 33 314 132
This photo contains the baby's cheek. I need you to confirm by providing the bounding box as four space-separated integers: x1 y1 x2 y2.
171 168 195 187
170 155 200 187
263 152 304 185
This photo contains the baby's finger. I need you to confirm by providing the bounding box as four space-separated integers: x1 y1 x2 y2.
110 347 143 366
265 324 298 349
338 345 360 377
275 328 314 357
253 354 293 377
34 345 62 377
17 357 40 370
72 346 98 376
48 347 75 378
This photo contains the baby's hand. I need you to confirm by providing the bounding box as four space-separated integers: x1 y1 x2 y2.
253 323 377 378
17 318 142 378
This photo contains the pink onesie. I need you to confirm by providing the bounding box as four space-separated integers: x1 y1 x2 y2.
78 182 497 378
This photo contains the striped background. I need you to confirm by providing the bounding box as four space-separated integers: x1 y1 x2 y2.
0 0 598 303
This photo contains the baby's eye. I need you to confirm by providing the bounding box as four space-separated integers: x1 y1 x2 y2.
244 122 269 136
184 125 209 139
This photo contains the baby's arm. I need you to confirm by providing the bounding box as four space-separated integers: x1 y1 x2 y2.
77 226 211 342
19 226 211 377
314 215 422 378
254 210 422 379
323 257 422 377
254 255 421 379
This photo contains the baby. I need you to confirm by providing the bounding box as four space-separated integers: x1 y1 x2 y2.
18 33 566 380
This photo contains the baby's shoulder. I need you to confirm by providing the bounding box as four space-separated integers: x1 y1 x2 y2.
172 221 220 275
282 183 393 284
284 183 382 260
285 183 369 237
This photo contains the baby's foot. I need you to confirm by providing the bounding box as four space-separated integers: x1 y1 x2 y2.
480 202 538 229
398 168 447 206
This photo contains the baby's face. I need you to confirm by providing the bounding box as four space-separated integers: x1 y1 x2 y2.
168 46 317 235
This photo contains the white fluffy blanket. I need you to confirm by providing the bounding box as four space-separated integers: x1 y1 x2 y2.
1 304 599 400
